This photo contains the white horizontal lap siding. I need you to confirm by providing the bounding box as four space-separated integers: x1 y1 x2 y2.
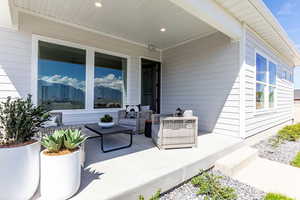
0 27 32 101
244 30 294 137
162 32 240 137
126 57 140 105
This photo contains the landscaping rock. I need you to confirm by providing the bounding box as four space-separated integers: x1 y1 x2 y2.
253 136 300 165
160 169 266 200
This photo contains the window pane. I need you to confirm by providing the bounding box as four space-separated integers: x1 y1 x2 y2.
289 71 293 82
269 61 276 85
283 70 287 80
256 53 267 82
94 52 127 108
38 41 86 110
269 87 275 108
256 83 265 109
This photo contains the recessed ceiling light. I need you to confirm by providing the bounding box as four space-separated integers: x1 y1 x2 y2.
95 1 102 7
160 28 166 32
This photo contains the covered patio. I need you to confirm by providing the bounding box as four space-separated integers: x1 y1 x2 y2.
6 0 242 138
32 129 242 200
8 0 243 199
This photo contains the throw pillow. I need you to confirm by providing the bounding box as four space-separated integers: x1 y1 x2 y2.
125 105 141 118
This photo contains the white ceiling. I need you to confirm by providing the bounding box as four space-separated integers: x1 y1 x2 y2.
13 0 217 49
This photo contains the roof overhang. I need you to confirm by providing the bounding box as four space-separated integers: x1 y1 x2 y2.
0 0 15 29
215 0 300 66
6 0 300 66
168 0 243 41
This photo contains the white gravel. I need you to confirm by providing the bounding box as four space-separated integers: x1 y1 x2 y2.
160 169 266 200
253 136 300 165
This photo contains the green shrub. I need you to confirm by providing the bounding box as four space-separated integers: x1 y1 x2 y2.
100 114 113 123
138 189 161 200
41 129 86 153
264 193 294 200
290 152 300 168
270 124 300 146
0 95 50 145
191 170 237 200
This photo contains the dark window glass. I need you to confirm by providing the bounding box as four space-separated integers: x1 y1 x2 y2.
256 54 267 82
38 41 86 110
283 70 287 80
269 61 276 85
94 52 127 108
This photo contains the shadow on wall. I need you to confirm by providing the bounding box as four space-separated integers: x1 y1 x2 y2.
0 28 32 101
161 32 240 133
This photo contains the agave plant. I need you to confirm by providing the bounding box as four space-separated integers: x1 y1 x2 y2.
64 129 86 150
41 130 65 153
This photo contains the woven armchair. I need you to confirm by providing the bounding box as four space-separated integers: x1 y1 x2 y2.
117 109 152 133
151 114 198 149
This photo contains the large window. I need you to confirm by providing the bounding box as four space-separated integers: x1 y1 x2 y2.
94 52 127 108
38 41 86 110
256 53 276 110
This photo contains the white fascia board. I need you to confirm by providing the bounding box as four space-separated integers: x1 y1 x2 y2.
168 0 242 40
248 0 300 66
0 0 14 29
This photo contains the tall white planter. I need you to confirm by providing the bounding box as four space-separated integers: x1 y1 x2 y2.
40 149 81 200
0 141 40 200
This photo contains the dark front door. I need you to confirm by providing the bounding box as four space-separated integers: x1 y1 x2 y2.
141 58 161 113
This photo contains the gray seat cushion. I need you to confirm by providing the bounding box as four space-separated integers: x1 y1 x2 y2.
119 118 137 126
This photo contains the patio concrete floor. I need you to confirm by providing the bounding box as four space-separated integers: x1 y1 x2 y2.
69 130 242 200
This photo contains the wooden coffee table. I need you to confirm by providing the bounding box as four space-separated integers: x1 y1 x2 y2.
85 124 133 153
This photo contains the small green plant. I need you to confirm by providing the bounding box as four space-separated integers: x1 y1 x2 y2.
270 124 300 146
100 114 113 123
264 193 294 200
41 129 86 153
138 189 161 200
0 95 50 146
191 170 237 200
64 129 86 150
41 130 65 153
290 152 300 168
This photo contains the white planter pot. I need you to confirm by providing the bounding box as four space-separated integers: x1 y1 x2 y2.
40 149 81 200
98 121 114 128
0 141 40 200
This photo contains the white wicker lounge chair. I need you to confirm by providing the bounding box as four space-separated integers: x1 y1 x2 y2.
117 109 152 133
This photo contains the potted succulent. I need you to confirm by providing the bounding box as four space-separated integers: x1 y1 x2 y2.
99 114 114 128
0 95 50 200
40 129 86 199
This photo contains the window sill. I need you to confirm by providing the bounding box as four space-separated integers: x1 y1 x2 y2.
52 108 123 115
254 109 277 116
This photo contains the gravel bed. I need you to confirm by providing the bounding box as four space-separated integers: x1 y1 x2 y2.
160 169 266 200
253 136 300 165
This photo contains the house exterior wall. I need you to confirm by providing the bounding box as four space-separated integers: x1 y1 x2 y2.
0 27 32 101
161 32 241 137
244 29 294 137
0 13 160 124
0 13 295 136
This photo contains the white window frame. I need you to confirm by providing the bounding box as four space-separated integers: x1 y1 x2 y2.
254 50 277 113
32 35 129 114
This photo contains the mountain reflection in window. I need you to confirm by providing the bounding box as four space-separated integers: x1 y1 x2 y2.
38 41 86 110
94 52 127 109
